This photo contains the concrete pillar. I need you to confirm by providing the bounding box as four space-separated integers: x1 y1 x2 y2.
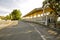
45 16 48 25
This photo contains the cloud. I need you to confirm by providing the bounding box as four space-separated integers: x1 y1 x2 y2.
19 0 44 16
0 0 19 9
0 0 44 16
0 6 12 16
0 6 10 12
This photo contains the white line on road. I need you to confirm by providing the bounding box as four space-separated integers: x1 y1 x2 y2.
30 23 46 40
34 27 46 40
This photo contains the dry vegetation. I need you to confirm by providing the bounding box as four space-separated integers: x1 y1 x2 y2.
0 20 18 29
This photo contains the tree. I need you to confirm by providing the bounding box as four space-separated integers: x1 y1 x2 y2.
42 0 60 28
43 0 60 16
11 9 22 20
5 15 11 20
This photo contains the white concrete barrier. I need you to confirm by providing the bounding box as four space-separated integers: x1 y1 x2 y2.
24 16 48 25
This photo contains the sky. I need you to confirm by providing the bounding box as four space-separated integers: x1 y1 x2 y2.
0 0 44 16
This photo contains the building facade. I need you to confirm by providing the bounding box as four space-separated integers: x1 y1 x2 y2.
23 7 53 25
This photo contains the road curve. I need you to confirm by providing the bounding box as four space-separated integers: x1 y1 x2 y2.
0 21 43 40
0 21 58 40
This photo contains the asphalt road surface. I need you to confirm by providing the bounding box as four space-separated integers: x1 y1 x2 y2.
0 21 59 40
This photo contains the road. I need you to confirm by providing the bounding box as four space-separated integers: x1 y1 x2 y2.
0 21 59 40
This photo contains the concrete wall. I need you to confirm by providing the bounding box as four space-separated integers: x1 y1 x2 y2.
23 15 49 25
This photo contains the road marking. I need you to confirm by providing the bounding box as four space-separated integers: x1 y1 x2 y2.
34 27 46 40
30 23 46 40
